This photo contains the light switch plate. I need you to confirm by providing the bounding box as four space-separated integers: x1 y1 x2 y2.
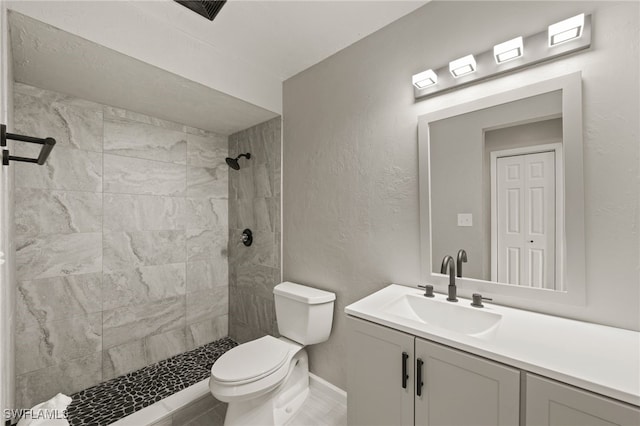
457 213 473 227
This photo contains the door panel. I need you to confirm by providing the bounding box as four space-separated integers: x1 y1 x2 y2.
347 317 414 426
415 338 520 426
526 374 640 426
497 151 555 288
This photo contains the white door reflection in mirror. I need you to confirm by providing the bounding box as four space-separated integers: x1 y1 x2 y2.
493 150 556 289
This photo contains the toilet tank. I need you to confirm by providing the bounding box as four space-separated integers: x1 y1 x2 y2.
273 282 336 345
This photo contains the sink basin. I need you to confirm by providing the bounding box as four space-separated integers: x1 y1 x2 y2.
382 294 502 336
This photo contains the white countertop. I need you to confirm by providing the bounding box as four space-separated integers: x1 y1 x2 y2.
345 284 640 406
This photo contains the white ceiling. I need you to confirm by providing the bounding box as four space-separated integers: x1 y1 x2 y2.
135 0 429 81
8 0 428 134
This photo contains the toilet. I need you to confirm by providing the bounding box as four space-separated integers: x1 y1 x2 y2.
209 282 336 426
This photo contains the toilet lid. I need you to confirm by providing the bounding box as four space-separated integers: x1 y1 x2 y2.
211 336 291 384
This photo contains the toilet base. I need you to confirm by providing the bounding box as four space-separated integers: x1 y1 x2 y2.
223 349 310 426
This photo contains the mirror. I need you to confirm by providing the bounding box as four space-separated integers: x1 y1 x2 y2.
419 73 586 306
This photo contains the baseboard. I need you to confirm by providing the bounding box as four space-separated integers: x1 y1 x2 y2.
309 373 347 406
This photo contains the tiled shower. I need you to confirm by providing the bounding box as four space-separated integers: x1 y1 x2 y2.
11 83 281 410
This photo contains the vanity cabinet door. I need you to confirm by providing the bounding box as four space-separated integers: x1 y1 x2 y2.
414 338 520 426
525 374 640 426
347 317 415 426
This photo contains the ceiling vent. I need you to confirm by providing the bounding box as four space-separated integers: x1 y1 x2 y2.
175 1 227 21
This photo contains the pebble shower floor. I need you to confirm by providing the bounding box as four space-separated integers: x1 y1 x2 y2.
65 337 237 425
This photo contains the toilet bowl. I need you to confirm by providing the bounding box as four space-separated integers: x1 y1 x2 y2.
209 282 335 426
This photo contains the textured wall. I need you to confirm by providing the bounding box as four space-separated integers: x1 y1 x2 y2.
228 117 281 343
13 83 229 408
283 1 639 390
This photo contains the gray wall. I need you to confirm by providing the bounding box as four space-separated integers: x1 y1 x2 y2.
13 83 229 408
228 117 282 343
429 92 561 281
283 1 639 389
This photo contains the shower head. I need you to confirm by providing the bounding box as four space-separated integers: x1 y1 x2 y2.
225 153 251 170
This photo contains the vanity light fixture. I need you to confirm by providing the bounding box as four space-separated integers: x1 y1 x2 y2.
412 69 438 89
494 36 524 64
449 55 476 78
548 13 585 46
413 13 591 100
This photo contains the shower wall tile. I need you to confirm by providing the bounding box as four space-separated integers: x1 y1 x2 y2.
15 146 102 192
104 154 186 196
16 273 102 332
234 264 279 301
186 287 229 325
16 232 102 281
103 230 186 272
186 198 227 230
104 116 187 164
15 189 102 237
186 315 228 350
102 328 187 380
14 84 230 405
228 229 276 269
228 117 281 342
14 83 104 152
186 228 227 262
187 260 227 293
16 313 103 375
102 296 186 349
103 263 186 310
16 352 102 410
187 165 227 199
103 193 185 231
103 106 184 133
186 132 227 168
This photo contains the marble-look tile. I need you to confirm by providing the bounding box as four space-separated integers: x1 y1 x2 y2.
228 229 275 268
230 197 277 232
14 146 102 192
103 230 186 272
186 228 227 262
229 320 267 345
230 289 277 336
186 198 227 230
253 163 273 197
236 166 255 199
103 296 186 349
14 83 103 152
104 116 187 164
104 154 186 196
186 260 227 293
16 273 102 332
104 106 184 133
16 313 102 375
15 189 102 237
186 132 227 168
16 352 102 410
16 232 102 281
104 193 185 231
186 315 228 350
186 287 228 324
103 328 187 380
233 264 279 301
187 165 227 199
103 263 186 310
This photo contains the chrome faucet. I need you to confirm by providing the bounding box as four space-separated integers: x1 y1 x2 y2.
440 255 458 302
456 249 467 278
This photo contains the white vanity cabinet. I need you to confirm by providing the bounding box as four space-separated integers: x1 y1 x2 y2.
525 374 640 426
347 317 520 426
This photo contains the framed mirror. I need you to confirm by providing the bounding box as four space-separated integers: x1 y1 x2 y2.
418 72 586 307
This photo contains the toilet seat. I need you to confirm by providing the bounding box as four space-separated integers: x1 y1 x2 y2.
212 336 291 385
209 336 303 403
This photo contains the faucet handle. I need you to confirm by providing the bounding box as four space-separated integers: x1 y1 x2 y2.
417 284 435 298
471 293 492 308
